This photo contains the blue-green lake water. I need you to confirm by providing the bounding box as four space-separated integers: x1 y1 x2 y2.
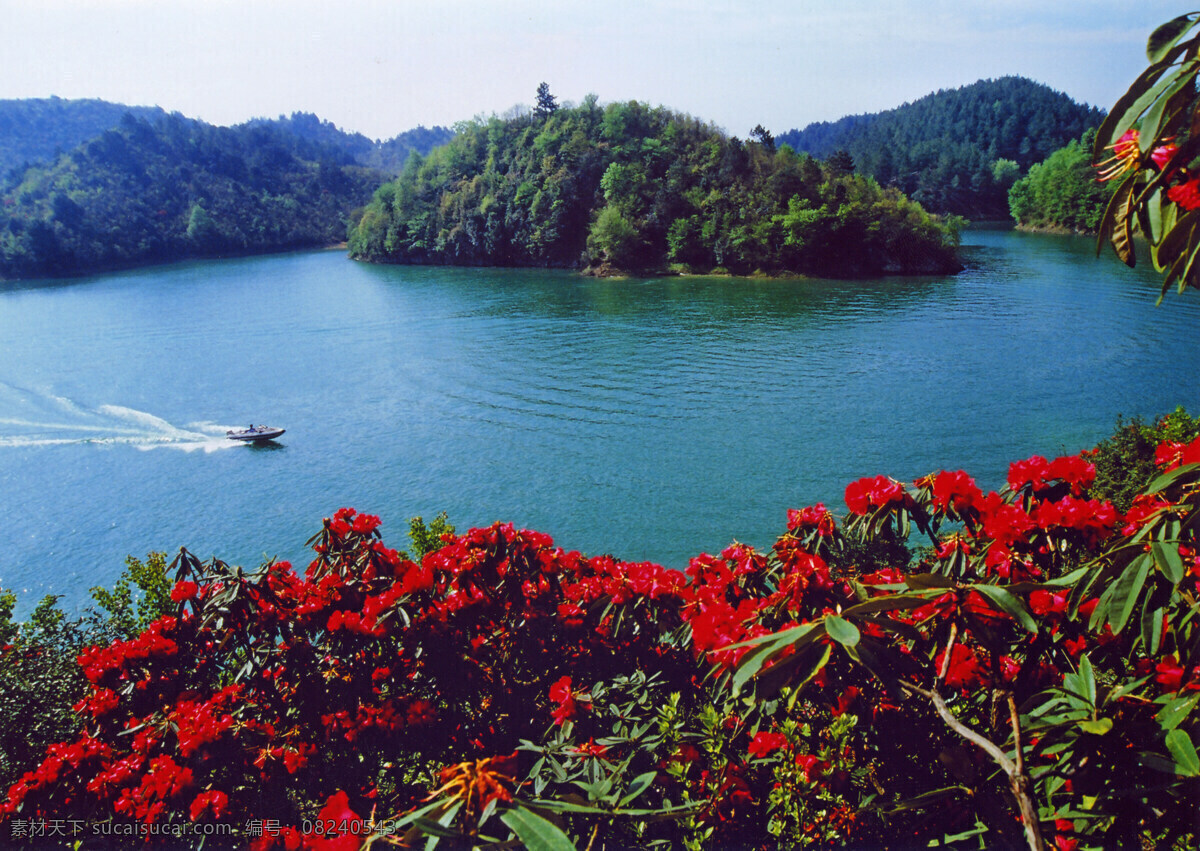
2 230 1198 611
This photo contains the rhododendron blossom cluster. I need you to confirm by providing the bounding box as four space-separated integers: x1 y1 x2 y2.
1 436 1198 849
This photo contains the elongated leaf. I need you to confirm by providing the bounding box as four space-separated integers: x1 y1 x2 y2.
904 573 955 590
721 622 815 653
500 806 576 851
1104 62 1190 157
841 593 931 617
1096 173 1137 257
971 584 1038 634
1141 597 1166 656
1157 692 1200 731
1108 554 1153 634
1165 729 1200 777
1153 211 1200 273
1148 14 1199 63
730 624 822 694
1077 655 1098 706
824 614 861 646
757 642 832 702
1096 61 1173 158
618 771 658 807
1113 182 1138 267
1146 461 1200 495
1152 541 1185 584
1079 718 1113 735
1139 61 1200 151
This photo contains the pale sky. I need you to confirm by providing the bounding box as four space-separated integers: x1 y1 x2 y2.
0 0 1189 140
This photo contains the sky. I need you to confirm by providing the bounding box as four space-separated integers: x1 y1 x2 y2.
0 0 1191 141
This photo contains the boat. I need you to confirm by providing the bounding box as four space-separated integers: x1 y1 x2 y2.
226 425 286 442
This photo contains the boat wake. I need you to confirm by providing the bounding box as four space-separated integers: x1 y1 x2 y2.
0 384 240 453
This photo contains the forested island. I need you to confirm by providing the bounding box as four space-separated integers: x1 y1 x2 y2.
348 93 962 277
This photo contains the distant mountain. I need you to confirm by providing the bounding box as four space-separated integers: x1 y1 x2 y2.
0 97 167 178
0 113 385 278
776 77 1105 218
247 112 454 175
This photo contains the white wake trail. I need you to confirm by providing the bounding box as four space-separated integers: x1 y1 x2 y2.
0 390 241 453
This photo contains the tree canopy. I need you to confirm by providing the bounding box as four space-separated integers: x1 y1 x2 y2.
348 97 961 277
0 114 384 278
777 77 1105 218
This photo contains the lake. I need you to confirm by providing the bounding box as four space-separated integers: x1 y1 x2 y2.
1 230 1198 611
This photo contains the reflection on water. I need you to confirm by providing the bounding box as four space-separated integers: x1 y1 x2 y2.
0 231 1198 610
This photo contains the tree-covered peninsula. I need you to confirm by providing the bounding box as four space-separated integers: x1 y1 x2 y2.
1008 129 1116 233
0 113 386 279
348 95 962 277
777 77 1104 219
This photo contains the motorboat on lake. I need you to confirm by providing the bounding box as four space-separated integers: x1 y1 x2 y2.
226 425 285 442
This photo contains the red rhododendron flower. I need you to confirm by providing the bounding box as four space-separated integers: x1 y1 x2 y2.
936 644 986 690
794 753 829 783
844 475 905 515
307 790 367 851
747 731 789 758
930 470 983 513
170 581 199 602
786 503 836 535
188 789 227 821
1155 434 1200 470
1168 177 1200 211
549 675 590 725
573 739 609 759
1152 143 1179 171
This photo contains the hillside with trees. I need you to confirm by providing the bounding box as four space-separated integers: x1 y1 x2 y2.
0 113 385 279
0 98 167 179
349 93 962 277
247 112 453 175
776 77 1105 218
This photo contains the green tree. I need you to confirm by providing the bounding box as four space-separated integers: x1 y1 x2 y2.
535 82 558 120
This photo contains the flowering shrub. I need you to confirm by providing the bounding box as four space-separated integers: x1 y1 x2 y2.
0 426 1197 849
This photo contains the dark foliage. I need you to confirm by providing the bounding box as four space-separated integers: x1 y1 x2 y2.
1090 407 1200 512
776 77 1105 218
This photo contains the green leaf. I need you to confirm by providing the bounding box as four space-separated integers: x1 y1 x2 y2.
1112 181 1138 267
1070 655 1098 706
1141 598 1165 656
1096 173 1137 257
971 584 1038 634
1157 692 1200 732
1153 541 1185 584
500 806 576 851
729 623 821 694
1107 554 1152 634
1165 729 1200 777
1078 718 1113 735
904 573 955 590
619 771 659 807
824 614 861 646
841 593 930 617
1139 61 1200 151
1148 14 1199 63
